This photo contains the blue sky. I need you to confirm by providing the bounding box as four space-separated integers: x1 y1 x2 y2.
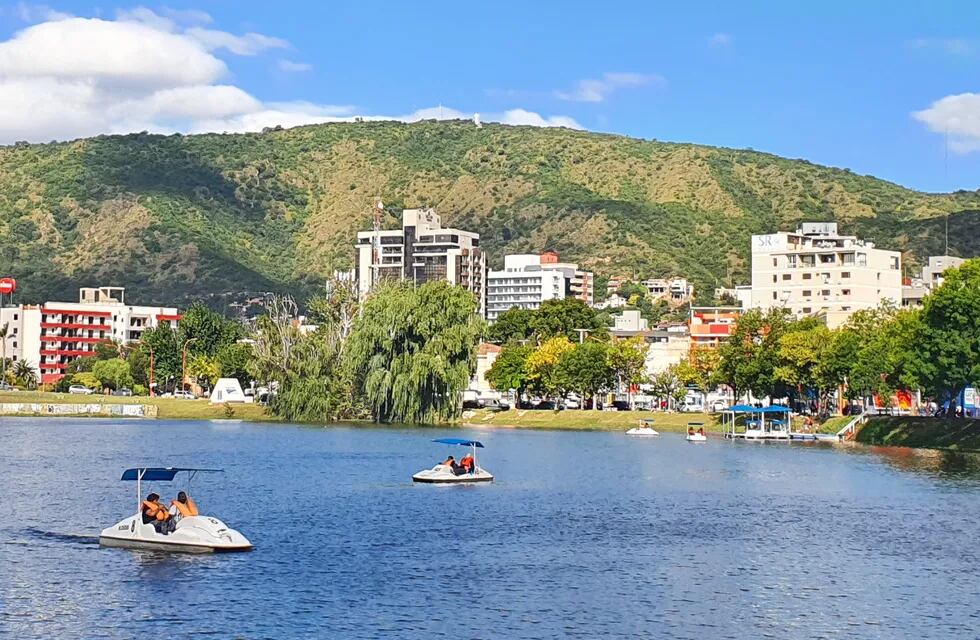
1 1 978 192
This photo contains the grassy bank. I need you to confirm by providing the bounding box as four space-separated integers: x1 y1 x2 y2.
857 417 980 452
463 409 721 432
0 391 274 422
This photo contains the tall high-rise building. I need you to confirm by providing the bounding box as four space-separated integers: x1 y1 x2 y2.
355 208 486 316
750 222 901 328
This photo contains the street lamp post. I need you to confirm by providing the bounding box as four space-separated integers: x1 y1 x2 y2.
181 338 198 394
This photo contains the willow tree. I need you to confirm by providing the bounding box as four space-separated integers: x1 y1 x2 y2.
347 281 485 424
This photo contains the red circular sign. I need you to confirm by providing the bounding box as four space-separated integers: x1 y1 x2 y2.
0 278 15 295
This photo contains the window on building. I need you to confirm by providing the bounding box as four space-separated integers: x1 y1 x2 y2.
13 314 17 320
802 273 812 280
821 290 831 297
772 258 777 267
841 272 850 279
12 341 16 348
857 253 867 266
802 307 812 314
802 290 812 297
772 292 777 300
782 274 791 281
787 255 798 268
842 289 851 296
890 256 899 270
820 254 835 263
772 275 777 283
842 253 855 265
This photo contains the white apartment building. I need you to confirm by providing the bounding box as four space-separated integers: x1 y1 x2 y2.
609 310 691 378
0 286 179 384
902 255 967 307
750 222 901 328
355 208 486 316
643 277 694 303
486 252 594 322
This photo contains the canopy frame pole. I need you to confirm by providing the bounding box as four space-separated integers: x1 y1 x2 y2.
136 468 145 513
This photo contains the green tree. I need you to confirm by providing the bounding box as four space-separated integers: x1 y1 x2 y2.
717 308 806 401
555 341 614 409
531 298 608 342
92 358 134 391
216 342 253 386
607 336 649 408
348 281 485 423
909 260 980 417
487 307 535 344
188 355 220 389
139 323 181 393
676 347 721 408
307 274 360 340
178 301 243 358
485 344 533 407
775 325 840 414
93 340 120 360
650 367 684 410
525 336 575 400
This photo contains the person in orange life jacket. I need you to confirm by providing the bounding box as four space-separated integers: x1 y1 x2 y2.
458 453 474 475
142 493 174 534
171 491 199 518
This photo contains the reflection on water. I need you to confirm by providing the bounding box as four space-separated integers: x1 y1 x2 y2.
0 418 978 639
867 445 980 481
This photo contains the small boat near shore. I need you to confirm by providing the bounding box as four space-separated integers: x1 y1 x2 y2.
686 422 707 442
626 418 659 436
99 467 252 553
413 438 494 484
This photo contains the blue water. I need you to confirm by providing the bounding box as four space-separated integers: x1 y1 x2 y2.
1 418 979 639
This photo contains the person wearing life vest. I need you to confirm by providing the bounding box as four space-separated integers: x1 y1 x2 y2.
459 453 474 475
142 493 174 534
171 491 199 518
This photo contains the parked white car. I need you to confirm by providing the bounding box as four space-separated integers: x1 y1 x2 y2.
172 390 196 400
68 385 94 395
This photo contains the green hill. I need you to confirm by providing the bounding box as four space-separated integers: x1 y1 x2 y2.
0 120 977 308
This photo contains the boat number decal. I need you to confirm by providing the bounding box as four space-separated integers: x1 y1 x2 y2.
118 525 128 530
209 518 218 525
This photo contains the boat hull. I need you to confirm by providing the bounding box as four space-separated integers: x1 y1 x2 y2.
413 464 493 484
686 434 707 442
626 428 660 436
99 514 253 553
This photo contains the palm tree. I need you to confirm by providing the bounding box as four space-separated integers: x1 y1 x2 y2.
13 360 38 390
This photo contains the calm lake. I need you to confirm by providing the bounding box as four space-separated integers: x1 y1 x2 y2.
1 417 978 639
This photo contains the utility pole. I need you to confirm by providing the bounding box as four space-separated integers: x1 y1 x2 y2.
140 340 155 398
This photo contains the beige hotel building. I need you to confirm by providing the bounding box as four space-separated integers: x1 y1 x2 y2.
750 222 901 328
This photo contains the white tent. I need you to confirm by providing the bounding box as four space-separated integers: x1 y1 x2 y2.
210 378 247 404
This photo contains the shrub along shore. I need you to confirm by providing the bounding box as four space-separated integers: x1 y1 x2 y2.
463 409 722 432
857 417 980 453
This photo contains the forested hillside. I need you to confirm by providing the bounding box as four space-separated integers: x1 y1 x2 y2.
0 120 977 308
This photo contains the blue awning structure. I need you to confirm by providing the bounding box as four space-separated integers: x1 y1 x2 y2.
728 404 757 412
758 405 791 413
432 438 484 448
120 467 223 481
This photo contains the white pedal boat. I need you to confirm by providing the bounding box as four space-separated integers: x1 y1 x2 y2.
413 438 494 484
99 467 252 553
686 422 708 442
626 419 659 436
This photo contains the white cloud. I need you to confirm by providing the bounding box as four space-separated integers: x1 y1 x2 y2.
555 71 663 103
0 18 226 88
13 2 71 22
186 27 288 56
913 93 980 153
499 108 582 129
907 38 975 56
278 59 313 73
709 33 733 47
0 11 581 143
